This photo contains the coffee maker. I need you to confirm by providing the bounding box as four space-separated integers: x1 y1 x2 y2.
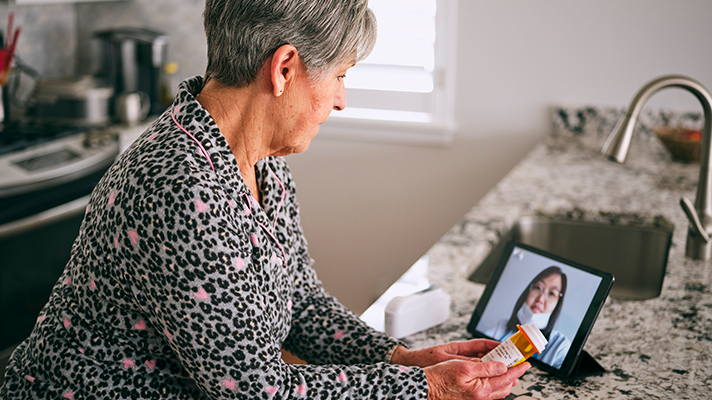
93 27 169 117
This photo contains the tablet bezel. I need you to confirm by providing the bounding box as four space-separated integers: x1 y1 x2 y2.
466 240 614 379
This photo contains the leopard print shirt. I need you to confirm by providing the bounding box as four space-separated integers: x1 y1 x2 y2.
0 77 428 400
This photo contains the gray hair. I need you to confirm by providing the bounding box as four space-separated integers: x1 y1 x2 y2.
203 0 377 87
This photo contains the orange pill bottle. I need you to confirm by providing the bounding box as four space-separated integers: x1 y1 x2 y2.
481 323 548 368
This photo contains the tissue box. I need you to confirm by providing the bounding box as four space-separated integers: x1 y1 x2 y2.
384 286 451 338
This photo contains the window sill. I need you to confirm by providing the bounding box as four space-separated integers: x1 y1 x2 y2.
317 116 457 147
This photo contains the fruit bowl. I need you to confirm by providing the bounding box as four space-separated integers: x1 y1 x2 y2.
654 126 702 162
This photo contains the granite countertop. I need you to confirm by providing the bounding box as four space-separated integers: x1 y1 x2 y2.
368 107 712 399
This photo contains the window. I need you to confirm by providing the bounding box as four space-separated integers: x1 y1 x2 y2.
321 0 458 145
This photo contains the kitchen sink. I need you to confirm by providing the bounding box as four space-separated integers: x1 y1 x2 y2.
468 214 674 300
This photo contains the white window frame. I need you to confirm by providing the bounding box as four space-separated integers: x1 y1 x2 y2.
319 0 458 146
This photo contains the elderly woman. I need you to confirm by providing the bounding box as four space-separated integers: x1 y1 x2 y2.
482 266 571 369
0 1 528 399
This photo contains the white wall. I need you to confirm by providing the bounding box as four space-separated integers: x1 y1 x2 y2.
287 0 712 314
460 0 712 137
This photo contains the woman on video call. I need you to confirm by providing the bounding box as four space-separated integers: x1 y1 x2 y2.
482 266 571 369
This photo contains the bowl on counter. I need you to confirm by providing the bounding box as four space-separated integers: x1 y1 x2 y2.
654 126 702 163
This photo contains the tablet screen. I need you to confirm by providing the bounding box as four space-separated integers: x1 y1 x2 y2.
469 242 612 374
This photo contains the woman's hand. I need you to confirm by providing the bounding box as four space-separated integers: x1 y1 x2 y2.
423 360 530 400
390 339 502 367
391 340 529 400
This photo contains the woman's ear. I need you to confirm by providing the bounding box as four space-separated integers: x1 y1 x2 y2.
270 44 300 96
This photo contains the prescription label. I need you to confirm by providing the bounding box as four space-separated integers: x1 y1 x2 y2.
481 340 525 368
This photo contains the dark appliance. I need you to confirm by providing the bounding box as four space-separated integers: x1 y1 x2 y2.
0 122 119 385
93 27 169 117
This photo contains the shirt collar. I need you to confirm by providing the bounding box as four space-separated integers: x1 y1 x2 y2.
171 76 240 179
171 76 285 226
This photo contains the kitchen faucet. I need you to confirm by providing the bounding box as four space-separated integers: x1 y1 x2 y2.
602 75 712 260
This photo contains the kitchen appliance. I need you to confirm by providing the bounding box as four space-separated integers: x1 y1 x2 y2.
93 27 169 118
0 122 119 384
29 76 114 126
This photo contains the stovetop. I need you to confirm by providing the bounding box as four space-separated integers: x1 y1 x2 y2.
0 121 120 198
0 122 90 156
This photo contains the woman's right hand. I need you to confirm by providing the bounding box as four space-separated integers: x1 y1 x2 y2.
423 360 530 400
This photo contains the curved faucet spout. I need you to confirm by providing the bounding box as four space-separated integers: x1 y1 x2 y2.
601 75 712 260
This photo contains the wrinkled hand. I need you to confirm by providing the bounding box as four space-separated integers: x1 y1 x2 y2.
390 340 529 400
390 339 502 367
423 359 530 400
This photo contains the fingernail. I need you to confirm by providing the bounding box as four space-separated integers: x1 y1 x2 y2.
497 362 507 374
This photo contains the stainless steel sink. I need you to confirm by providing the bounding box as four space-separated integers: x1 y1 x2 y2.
468 215 674 300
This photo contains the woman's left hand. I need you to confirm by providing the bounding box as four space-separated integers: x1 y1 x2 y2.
390 340 501 368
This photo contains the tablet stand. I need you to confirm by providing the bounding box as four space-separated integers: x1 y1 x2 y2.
567 350 605 380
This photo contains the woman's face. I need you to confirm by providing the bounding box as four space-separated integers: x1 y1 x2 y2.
525 273 562 314
270 62 350 156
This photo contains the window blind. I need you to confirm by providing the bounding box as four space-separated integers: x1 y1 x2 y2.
324 0 457 144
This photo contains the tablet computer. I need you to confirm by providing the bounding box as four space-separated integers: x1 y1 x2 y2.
467 241 614 380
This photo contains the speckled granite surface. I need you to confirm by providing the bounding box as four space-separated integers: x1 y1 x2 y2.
395 107 712 399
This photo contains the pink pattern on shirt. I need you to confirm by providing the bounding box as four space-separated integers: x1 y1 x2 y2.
223 380 236 391
334 330 344 340
266 386 279 397
235 258 245 271
108 191 115 205
297 383 307 396
145 360 156 370
128 231 139 244
123 359 135 369
194 287 209 300
62 392 74 399
196 199 210 213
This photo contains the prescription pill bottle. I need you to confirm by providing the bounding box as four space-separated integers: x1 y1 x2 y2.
480 323 548 368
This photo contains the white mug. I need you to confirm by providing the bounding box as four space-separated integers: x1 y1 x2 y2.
115 91 150 126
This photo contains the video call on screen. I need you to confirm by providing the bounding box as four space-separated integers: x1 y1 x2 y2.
475 246 601 369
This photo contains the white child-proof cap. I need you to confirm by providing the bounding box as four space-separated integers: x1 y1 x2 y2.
519 323 548 353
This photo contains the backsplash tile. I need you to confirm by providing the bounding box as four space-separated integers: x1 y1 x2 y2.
0 4 76 79
0 1 206 101
551 105 704 152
